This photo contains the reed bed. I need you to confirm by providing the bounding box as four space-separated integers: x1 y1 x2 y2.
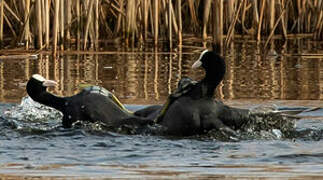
0 0 322 54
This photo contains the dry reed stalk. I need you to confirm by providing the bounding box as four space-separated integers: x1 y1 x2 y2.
213 0 223 51
296 0 302 33
143 0 149 40
257 0 266 43
135 1 140 43
0 0 322 49
126 0 137 44
227 0 234 31
241 0 247 33
41 1 45 35
137 1 143 42
162 0 172 37
314 10 323 39
94 0 99 50
295 0 300 33
264 1 290 49
168 0 172 48
76 0 81 50
3 13 17 38
304 1 309 32
169 2 178 34
202 0 211 41
3 1 23 25
306 10 311 33
110 1 122 16
52 0 60 56
45 0 50 49
303 1 307 33
65 0 72 47
0 0 3 44
100 5 113 38
161 0 167 28
149 0 154 38
187 0 198 28
59 0 64 49
84 0 94 50
269 0 275 31
280 0 287 39
283 0 289 34
36 0 43 49
154 0 158 46
316 1 323 38
24 0 31 49
225 0 244 48
89 13 95 50
253 0 259 25
115 0 124 33
177 0 182 45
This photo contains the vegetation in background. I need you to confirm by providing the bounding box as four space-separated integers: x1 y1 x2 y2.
0 0 322 55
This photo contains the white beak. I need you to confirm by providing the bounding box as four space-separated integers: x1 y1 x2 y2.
192 60 202 69
42 80 58 87
32 74 58 87
192 49 208 69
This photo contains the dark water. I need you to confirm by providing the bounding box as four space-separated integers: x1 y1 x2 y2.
0 39 323 179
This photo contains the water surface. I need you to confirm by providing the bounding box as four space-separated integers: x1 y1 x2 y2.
0 39 322 179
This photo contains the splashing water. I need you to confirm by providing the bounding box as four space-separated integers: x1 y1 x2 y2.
2 96 298 140
3 96 63 132
200 105 297 141
240 105 296 140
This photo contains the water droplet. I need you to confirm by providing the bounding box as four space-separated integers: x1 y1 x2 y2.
272 129 282 139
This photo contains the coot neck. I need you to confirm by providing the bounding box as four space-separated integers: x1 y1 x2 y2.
201 68 225 98
36 92 66 112
27 83 66 112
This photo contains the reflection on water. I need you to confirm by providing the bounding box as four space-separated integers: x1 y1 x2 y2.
0 39 322 103
0 39 323 179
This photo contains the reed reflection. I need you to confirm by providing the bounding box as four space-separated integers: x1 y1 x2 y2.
0 40 322 103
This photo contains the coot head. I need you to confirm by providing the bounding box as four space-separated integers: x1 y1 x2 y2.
26 74 59 105
192 50 225 71
191 50 226 97
27 74 57 93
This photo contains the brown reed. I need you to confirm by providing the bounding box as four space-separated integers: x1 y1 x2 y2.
154 0 158 46
52 0 60 56
0 0 3 46
35 0 42 49
0 0 322 53
45 0 50 49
